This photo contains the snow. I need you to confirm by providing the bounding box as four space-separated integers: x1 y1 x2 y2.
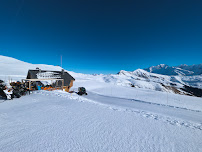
0 55 62 77
0 55 202 151
1 55 201 93
72 77 202 111
0 90 202 152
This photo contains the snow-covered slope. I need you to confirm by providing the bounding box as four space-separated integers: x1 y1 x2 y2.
1 55 202 151
144 64 202 76
102 69 202 96
0 86 202 151
0 55 63 77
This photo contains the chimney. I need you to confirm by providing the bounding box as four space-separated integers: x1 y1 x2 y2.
62 69 64 75
36 67 41 73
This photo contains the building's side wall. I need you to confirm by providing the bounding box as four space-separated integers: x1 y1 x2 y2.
64 80 74 92
69 80 74 87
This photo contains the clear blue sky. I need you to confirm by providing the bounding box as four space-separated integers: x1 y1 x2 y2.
0 0 202 74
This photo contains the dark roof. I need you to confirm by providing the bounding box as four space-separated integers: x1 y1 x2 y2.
26 69 75 86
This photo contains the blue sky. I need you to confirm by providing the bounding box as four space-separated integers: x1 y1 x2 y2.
0 0 202 74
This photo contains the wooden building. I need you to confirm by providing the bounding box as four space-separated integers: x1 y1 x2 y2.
23 68 75 92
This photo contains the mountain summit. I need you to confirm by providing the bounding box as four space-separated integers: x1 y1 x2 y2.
144 64 202 76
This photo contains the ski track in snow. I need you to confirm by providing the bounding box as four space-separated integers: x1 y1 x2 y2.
1 90 202 152
36 91 202 131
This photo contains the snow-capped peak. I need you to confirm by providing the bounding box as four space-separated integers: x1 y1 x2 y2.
144 64 202 76
158 64 168 68
132 69 150 78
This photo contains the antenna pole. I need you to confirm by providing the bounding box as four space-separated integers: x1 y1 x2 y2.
61 55 62 68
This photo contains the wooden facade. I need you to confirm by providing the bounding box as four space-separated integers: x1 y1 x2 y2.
24 69 75 92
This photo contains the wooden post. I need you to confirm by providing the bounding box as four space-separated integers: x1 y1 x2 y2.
62 80 64 90
29 81 31 90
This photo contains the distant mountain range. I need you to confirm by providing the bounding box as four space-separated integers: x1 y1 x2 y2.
116 68 202 97
144 64 202 76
